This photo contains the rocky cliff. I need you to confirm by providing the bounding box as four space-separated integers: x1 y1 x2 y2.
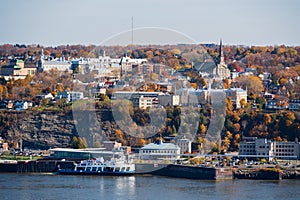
0 109 114 150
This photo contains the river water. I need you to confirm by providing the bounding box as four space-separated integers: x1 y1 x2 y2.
0 173 299 200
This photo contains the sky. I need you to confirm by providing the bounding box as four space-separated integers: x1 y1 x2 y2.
1 0 300 46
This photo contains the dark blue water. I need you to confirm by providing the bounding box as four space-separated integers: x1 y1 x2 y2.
0 173 299 200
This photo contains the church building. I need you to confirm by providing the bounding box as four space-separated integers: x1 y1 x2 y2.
196 40 231 80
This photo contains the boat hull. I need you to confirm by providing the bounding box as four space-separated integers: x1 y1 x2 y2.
57 169 135 176
151 164 233 180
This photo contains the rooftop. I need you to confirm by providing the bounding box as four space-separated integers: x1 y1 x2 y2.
141 141 180 150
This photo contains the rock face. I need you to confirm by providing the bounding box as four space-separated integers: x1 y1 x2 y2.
0 109 116 150
0 110 77 149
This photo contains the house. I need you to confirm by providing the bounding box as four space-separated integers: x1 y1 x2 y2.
56 90 84 102
265 98 288 110
35 93 54 100
0 100 8 109
14 100 29 110
139 140 180 160
288 99 300 110
263 92 275 100
7 100 14 109
0 137 8 151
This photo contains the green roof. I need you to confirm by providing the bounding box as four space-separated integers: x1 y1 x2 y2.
141 142 180 150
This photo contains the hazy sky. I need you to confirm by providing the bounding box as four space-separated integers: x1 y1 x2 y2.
1 0 299 46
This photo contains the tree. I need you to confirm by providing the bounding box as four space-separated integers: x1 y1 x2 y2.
226 96 233 116
71 136 87 149
223 78 230 89
200 124 207 134
151 73 159 81
240 98 247 108
264 114 272 125
0 85 3 99
236 75 264 98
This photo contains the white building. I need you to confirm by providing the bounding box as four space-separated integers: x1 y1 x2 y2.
175 138 192 154
56 91 84 102
140 140 180 160
40 59 72 72
273 139 300 160
113 91 161 109
239 137 300 160
288 99 300 110
225 88 247 108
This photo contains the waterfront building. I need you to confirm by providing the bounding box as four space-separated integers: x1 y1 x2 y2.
273 139 300 160
140 140 180 160
239 137 300 160
175 138 192 154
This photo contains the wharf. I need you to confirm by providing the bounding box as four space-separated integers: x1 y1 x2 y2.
233 168 282 180
0 160 74 173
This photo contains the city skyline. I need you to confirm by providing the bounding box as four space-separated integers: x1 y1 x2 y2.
1 0 300 46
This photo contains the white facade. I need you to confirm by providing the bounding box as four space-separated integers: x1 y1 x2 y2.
225 88 247 108
113 91 161 109
239 137 300 160
57 91 84 102
140 141 180 160
41 60 72 72
273 140 300 159
175 138 192 154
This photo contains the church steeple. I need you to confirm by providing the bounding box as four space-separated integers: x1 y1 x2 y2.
219 39 225 64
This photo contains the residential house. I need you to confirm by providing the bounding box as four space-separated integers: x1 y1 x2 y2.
14 100 29 110
0 100 8 109
56 90 84 102
265 98 288 110
288 99 300 110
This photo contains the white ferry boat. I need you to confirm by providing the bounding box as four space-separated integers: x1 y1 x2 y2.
58 157 135 176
